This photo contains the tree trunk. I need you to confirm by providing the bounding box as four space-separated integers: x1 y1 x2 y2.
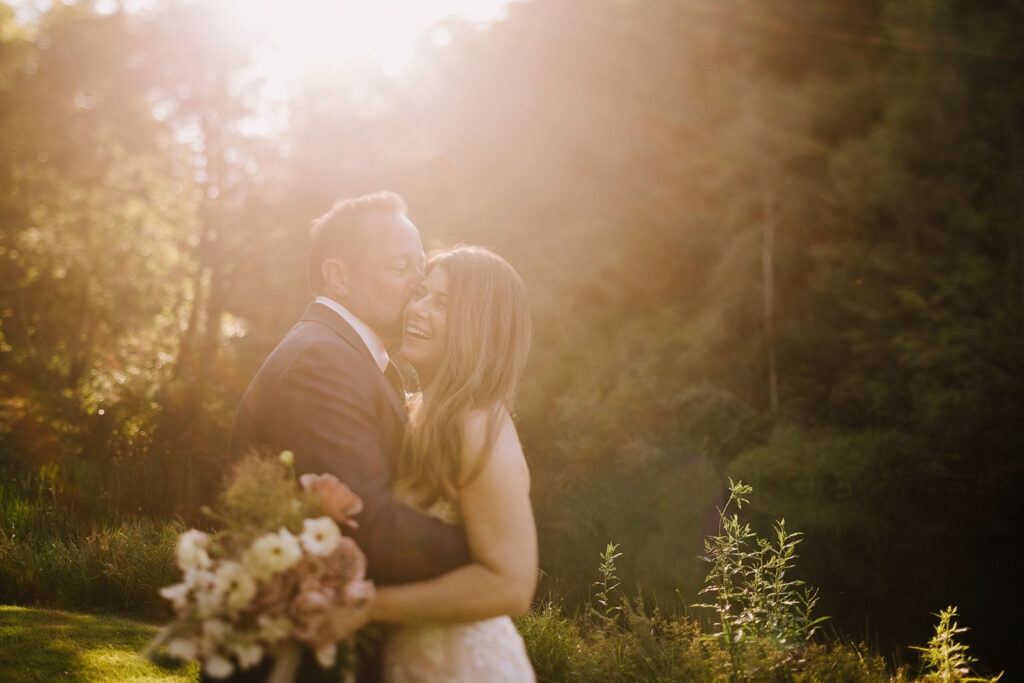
762 191 778 419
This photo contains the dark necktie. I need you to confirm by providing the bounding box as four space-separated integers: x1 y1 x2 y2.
384 360 405 398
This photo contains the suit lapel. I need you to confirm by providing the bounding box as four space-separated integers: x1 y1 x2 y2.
300 302 408 425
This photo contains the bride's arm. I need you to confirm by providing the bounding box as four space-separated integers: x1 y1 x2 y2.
370 409 538 623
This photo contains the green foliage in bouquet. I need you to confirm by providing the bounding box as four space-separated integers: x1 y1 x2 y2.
216 451 308 535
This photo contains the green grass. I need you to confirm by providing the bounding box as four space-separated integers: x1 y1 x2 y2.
0 605 197 682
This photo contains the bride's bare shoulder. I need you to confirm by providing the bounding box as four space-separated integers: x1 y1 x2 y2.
458 406 527 486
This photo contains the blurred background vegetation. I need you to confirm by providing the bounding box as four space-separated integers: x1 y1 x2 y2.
1 0 1021 672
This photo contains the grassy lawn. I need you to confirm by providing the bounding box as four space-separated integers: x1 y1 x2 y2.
0 605 198 682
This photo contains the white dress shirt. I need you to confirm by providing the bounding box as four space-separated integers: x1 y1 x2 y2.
314 295 390 373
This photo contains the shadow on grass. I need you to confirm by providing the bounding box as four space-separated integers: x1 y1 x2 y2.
0 605 196 682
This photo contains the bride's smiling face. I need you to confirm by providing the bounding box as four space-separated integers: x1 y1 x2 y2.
401 266 449 384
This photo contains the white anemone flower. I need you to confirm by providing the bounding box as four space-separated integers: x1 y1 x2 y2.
167 637 198 661
232 641 264 670
300 516 342 556
158 582 189 610
212 561 257 611
187 569 220 618
316 643 338 669
176 529 213 571
244 528 302 578
183 567 215 588
203 654 235 679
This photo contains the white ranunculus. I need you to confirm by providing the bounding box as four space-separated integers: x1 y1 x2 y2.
158 582 189 610
204 654 235 679
212 561 257 611
244 528 302 578
166 637 198 661
315 643 338 669
176 529 213 571
232 641 264 670
300 516 342 557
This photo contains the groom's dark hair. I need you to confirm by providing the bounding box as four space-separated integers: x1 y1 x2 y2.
308 190 408 293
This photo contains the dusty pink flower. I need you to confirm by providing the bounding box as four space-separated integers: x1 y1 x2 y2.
293 552 326 580
300 473 363 527
320 536 367 589
254 570 298 615
289 586 337 647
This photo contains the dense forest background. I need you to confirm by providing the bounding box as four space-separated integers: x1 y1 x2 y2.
1 0 1022 671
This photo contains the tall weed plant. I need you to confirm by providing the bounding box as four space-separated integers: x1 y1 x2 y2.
913 606 1002 683
694 479 828 675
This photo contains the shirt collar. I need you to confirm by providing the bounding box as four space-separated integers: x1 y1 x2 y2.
314 295 390 373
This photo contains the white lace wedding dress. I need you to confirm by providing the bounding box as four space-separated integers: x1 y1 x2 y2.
382 616 535 682
381 496 535 682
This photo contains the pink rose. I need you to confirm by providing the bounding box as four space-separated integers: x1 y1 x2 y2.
300 474 363 528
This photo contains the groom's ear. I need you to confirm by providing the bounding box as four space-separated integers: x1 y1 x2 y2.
321 258 350 298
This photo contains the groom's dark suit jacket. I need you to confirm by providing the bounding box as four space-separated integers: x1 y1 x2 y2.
232 301 471 583
212 302 470 682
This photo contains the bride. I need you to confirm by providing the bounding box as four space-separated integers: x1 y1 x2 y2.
372 245 537 682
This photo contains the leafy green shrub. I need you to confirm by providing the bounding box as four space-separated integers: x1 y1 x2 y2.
516 602 581 682
0 483 181 618
727 428 932 535
575 596 718 682
98 518 182 618
515 547 892 682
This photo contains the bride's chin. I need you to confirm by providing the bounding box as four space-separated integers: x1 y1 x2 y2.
400 348 424 373
400 342 418 363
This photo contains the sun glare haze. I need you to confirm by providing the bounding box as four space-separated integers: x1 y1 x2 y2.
16 0 510 76
227 0 511 77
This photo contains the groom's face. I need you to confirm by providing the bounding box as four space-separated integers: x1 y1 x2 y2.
343 211 425 345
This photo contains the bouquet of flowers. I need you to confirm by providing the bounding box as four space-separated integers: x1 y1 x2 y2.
147 451 375 681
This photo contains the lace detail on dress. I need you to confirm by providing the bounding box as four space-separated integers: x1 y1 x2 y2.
383 616 535 682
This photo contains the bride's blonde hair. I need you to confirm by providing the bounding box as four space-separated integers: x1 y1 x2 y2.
396 246 532 512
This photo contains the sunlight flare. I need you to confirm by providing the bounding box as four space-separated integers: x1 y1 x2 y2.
210 0 510 77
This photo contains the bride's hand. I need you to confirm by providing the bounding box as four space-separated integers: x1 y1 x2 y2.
317 581 376 647
291 580 376 649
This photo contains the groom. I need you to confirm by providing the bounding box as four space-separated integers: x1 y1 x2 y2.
227 191 471 680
